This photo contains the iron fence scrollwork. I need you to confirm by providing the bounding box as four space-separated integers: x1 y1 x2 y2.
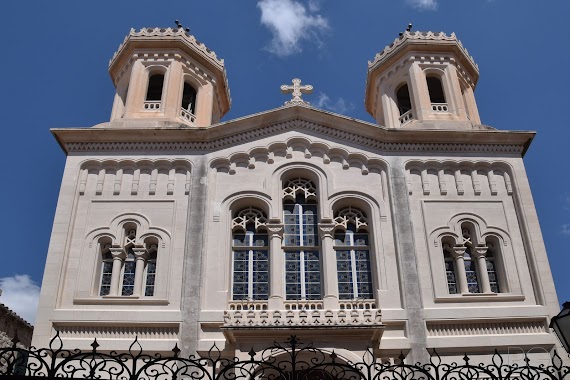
1 332 569 380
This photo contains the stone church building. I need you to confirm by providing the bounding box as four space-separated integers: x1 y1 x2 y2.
33 26 562 364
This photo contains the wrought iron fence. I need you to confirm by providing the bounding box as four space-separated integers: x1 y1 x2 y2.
1 333 569 380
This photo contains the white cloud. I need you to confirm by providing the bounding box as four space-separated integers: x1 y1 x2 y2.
407 0 438 10
314 92 354 114
562 224 570 235
257 0 329 56
0 275 40 325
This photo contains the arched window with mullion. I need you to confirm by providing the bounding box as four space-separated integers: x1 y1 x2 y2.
283 178 321 301
333 207 373 300
232 207 269 301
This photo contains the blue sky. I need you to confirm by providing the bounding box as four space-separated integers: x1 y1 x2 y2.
1 0 569 324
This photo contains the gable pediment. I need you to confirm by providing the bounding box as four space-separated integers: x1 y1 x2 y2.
52 105 533 156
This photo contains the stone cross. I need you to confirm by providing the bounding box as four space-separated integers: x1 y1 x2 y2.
281 78 313 105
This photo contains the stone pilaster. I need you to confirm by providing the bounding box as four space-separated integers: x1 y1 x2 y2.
180 157 207 356
389 159 428 363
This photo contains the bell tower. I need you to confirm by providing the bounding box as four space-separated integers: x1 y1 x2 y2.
365 30 481 129
108 26 231 128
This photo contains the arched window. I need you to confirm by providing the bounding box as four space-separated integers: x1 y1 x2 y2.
97 225 160 297
485 239 502 293
441 222 504 295
146 74 164 101
231 207 269 301
333 207 373 300
462 245 480 293
181 82 197 114
426 76 446 104
99 238 113 296
396 83 412 116
144 238 158 296
442 241 457 294
283 178 320 301
121 248 136 296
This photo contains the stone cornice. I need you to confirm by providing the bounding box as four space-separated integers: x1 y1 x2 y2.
52 107 534 156
110 27 224 69
368 31 478 73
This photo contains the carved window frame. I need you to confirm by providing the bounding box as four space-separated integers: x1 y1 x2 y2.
282 178 321 301
333 207 373 300
231 207 269 301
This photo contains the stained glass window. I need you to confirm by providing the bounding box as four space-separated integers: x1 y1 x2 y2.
99 251 113 296
486 244 500 293
121 249 136 296
232 208 269 301
334 209 373 300
145 251 157 296
463 247 480 293
444 251 458 294
283 178 321 301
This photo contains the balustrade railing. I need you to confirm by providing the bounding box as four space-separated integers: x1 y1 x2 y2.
223 308 382 327
180 108 196 124
399 109 413 125
339 299 377 309
431 103 449 112
143 101 161 110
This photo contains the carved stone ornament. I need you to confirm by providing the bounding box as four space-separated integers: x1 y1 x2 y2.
281 78 313 105
267 224 284 238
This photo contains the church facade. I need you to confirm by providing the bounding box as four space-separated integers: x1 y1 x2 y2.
32 27 562 364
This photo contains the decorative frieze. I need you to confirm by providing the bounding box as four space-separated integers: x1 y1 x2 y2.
223 308 382 328
406 161 515 197
426 319 547 337
62 119 525 155
53 324 179 340
79 159 191 197
211 137 387 178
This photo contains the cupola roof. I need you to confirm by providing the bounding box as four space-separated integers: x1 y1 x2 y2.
365 31 479 116
108 27 231 118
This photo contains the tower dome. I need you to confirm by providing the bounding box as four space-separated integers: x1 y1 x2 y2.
365 31 481 129
108 27 231 128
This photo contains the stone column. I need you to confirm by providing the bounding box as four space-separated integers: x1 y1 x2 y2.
132 246 148 297
124 60 146 118
109 247 126 296
474 246 492 293
163 60 183 119
452 246 469 294
319 219 338 310
407 61 431 120
267 221 284 310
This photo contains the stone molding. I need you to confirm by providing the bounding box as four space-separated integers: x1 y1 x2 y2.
368 31 477 71
63 119 525 155
110 27 224 69
426 319 547 337
406 161 514 197
223 308 382 328
79 159 191 196
53 324 179 340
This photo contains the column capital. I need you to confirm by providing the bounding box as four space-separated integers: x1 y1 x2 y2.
318 220 336 239
132 246 149 260
109 246 126 260
473 245 488 259
266 223 284 239
451 245 466 259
